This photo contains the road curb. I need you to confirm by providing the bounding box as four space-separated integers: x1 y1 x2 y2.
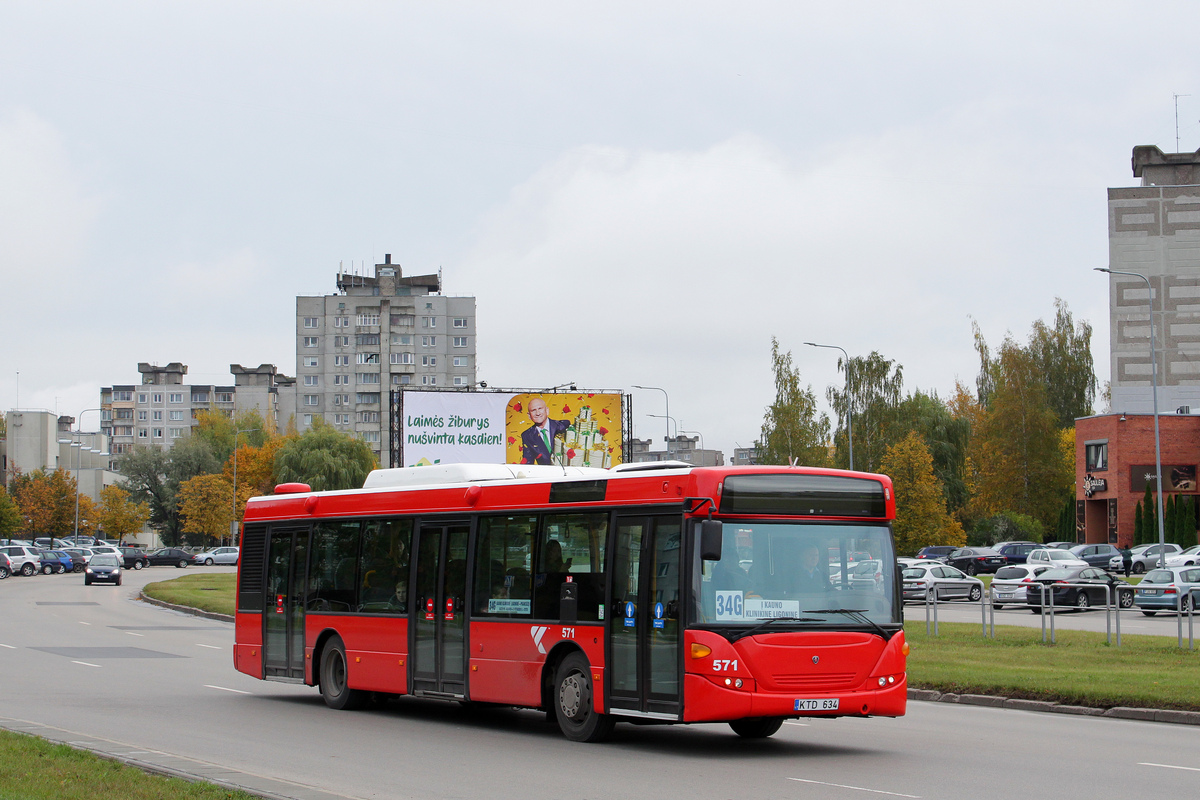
908 689 1200 725
137 591 234 623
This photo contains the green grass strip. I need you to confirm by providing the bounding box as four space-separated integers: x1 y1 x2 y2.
142 573 236 617
0 729 259 800
906 621 1200 710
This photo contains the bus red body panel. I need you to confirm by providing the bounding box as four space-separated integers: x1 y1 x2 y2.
234 613 263 678
308 615 410 694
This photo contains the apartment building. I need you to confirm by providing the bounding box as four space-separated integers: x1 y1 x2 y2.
295 255 477 465
100 362 289 455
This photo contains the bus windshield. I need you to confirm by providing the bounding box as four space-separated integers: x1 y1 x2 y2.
693 522 897 627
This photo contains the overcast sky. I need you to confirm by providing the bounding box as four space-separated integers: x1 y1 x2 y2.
2 2 1197 459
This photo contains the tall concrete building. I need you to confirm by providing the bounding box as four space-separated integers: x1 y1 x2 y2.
1106 146 1200 414
100 362 290 455
295 255 477 465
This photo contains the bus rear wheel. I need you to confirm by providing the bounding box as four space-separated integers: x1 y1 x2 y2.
320 637 367 711
729 717 784 738
554 652 614 743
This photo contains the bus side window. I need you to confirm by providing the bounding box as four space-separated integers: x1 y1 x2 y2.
474 516 534 617
536 513 607 622
358 518 411 613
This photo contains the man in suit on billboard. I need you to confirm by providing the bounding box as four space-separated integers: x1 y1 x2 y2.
521 397 569 465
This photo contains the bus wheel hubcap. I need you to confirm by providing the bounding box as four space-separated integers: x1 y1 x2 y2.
560 674 584 718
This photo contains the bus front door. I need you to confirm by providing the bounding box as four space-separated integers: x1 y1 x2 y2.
608 515 683 720
410 521 470 697
263 525 308 681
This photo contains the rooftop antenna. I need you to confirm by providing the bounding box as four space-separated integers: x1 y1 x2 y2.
1175 93 1191 152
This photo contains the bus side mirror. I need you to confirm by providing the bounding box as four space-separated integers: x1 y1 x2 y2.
699 520 723 561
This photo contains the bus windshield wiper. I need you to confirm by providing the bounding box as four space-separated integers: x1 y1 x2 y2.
804 608 889 639
728 616 821 642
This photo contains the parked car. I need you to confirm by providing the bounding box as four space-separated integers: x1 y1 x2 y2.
118 547 150 570
1025 566 1135 611
1070 543 1126 570
944 547 1008 576
84 554 123 586
0 552 11 579
1119 543 1184 574
88 545 123 560
1133 566 1200 615
1164 545 1200 568
990 564 1052 608
37 551 75 574
915 546 956 562
33 537 71 550
1027 548 1088 569
0 545 43 576
1044 541 1077 550
60 549 91 572
996 543 1037 565
193 546 239 566
901 563 984 602
147 548 196 568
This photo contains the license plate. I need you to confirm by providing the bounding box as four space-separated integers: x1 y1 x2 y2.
1142 589 1159 595
997 592 1015 599
795 698 839 711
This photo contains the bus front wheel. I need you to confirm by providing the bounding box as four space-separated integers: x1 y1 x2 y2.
729 717 784 738
320 637 367 711
554 652 614 743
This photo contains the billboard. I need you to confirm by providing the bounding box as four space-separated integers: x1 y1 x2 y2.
399 390 624 468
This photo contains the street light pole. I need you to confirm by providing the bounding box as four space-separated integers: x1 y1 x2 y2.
1096 267 1167 568
632 385 671 459
805 342 854 471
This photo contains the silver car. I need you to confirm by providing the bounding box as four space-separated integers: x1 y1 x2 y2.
1120 543 1184 574
902 563 983 603
193 546 239 566
990 563 1052 608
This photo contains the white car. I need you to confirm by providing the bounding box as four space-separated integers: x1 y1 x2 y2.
1118 542 1184 574
0 545 43 576
989 564 1052 608
1027 548 1088 569
1164 544 1200 568
193 546 239 566
901 563 983 602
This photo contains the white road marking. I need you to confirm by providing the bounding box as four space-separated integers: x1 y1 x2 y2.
787 778 920 797
1139 762 1200 772
71 661 101 668
204 684 251 694
125 631 144 637
0 644 16 649
196 644 221 649
78 621 90 626
783 721 810 726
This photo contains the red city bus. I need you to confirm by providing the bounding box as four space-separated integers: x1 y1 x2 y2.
233 462 907 741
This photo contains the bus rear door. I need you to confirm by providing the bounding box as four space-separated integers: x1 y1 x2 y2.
608 515 683 720
263 524 308 681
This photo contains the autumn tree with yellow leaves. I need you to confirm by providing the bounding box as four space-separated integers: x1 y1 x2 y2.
880 432 966 555
96 485 151 543
177 473 235 545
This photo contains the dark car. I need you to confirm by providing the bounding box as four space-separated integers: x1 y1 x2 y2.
84 554 123 586
1025 566 1134 611
119 547 150 570
997 543 1037 565
37 550 75 574
915 546 957 562
61 549 92 572
944 547 1008 576
0 552 11 579
1044 541 1077 550
1070 543 1125 570
147 548 195 568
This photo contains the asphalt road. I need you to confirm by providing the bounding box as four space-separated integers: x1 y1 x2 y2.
2 566 1199 800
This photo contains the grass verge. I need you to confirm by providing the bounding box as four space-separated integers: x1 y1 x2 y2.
906 621 1200 711
142 572 236 617
0 729 258 800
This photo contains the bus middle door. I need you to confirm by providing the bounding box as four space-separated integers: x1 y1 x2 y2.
410 521 470 698
608 515 683 720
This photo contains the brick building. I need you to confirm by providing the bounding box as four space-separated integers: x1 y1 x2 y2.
1076 413 1200 546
